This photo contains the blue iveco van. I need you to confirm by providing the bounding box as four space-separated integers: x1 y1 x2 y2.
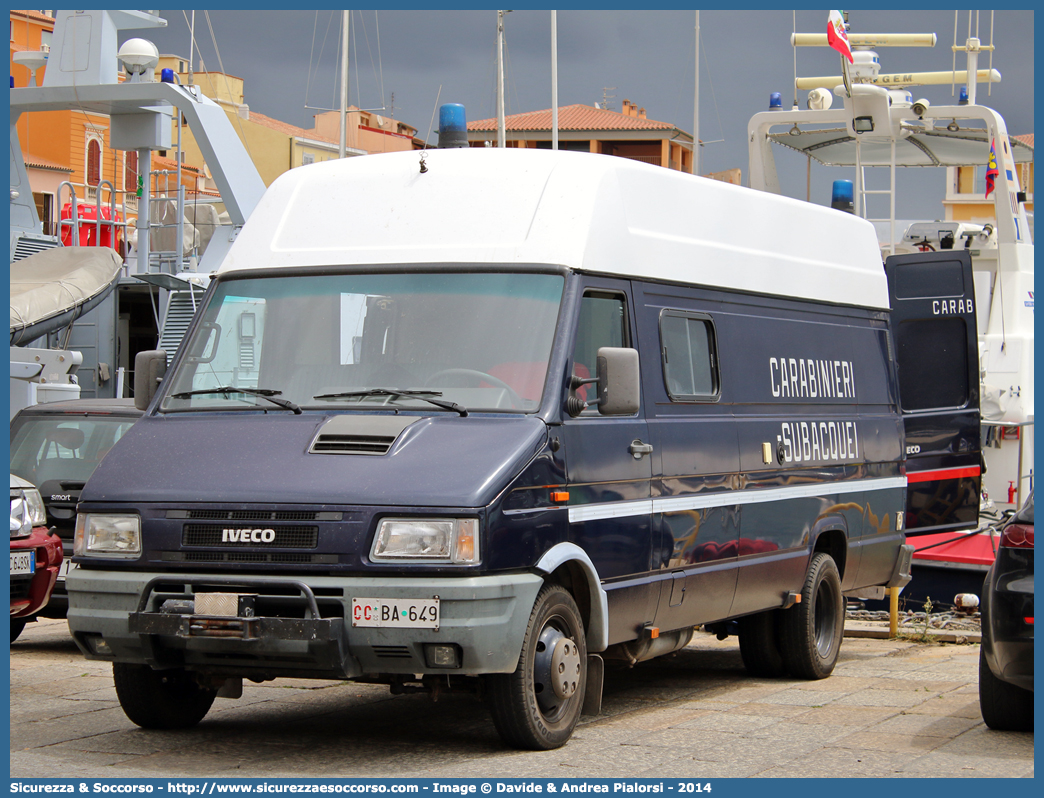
68 147 934 749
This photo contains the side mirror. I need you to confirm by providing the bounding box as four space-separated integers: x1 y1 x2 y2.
596 347 640 415
567 346 640 416
134 350 167 411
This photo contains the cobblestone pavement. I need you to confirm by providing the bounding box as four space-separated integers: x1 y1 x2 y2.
10 617 1033 779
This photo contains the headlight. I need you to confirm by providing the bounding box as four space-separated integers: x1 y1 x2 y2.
23 487 47 527
371 518 479 564
10 488 46 538
10 496 31 538
74 513 141 558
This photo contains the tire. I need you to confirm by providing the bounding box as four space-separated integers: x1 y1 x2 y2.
113 663 217 730
778 552 844 679
979 647 1034 731
738 610 786 677
10 618 27 643
486 584 587 750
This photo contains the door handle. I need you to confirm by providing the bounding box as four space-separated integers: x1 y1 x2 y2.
629 440 654 459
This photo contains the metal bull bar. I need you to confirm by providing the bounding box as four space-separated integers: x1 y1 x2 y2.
128 575 353 674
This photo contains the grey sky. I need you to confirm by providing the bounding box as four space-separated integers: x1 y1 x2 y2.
136 9 1033 218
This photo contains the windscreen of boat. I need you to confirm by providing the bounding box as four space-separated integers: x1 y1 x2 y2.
160 271 565 414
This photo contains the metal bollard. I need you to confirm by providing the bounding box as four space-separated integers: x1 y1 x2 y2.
888 586 899 638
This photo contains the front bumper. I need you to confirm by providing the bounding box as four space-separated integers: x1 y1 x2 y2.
66 568 543 681
35 540 73 619
10 528 63 618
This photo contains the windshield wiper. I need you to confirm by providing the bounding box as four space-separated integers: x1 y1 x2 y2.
313 388 468 417
170 386 302 414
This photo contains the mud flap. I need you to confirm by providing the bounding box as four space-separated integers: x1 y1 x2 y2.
886 543 915 589
582 653 603 716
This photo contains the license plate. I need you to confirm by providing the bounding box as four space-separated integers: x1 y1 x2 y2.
58 559 76 580
351 597 440 629
10 550 34 576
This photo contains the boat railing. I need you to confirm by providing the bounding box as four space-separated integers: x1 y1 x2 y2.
56 180 130 271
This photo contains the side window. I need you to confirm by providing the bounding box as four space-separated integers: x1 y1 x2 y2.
660 311 719 401
572 292 627 403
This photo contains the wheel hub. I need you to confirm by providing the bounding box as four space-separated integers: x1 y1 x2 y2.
534 623 581 714
550 637 581 699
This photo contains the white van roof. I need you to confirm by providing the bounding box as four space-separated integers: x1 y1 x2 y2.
220 148 890 310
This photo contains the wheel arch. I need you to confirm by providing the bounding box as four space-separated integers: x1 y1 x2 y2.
534 542 608 652
811 520 848 581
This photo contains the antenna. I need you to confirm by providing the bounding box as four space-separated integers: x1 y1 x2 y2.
601 87 616 112
988 11 995 97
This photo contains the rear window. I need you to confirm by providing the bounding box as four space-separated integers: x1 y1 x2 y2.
10 414 138 487
893 259 966 299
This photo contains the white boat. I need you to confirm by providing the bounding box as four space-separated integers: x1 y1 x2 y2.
747 16 1033 513
9 247 123 347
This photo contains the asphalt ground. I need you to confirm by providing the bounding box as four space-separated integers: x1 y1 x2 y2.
9 616 1033 779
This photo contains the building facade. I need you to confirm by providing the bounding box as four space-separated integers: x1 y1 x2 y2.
467 100 694 173
156 57 421 188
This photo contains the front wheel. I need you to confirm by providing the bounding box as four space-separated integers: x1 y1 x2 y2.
778 552 844 679
486 584 587 750
113 663 217 729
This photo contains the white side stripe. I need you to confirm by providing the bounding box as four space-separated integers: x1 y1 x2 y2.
568 500 654 523
568 477 906 523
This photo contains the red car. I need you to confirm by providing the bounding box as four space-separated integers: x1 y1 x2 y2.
10 474 62 642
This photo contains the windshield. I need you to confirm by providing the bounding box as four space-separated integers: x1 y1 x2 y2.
161 271 565 414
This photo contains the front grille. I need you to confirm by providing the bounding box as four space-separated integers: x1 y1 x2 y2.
164 551 338 565
182 524 318 548
10 575 33 601
372 645 413 659
184 510 322 522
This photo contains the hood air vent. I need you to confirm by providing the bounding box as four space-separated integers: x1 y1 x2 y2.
308 415 418 456
314 434 395 455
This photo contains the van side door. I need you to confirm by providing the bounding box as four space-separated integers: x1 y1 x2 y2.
885 250 981 535
633 285 740 632
559 278 656 646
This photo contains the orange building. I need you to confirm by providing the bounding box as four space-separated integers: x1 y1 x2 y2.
311 109 420 156
467 100 695 172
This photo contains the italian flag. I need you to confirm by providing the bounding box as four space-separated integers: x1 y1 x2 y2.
828 10 853 63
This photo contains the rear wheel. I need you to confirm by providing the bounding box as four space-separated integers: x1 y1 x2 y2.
10 618 27 643
978 647 1034 731
738 610 786 677
486 584 587 750
779 552 844 679
113 663 217 729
